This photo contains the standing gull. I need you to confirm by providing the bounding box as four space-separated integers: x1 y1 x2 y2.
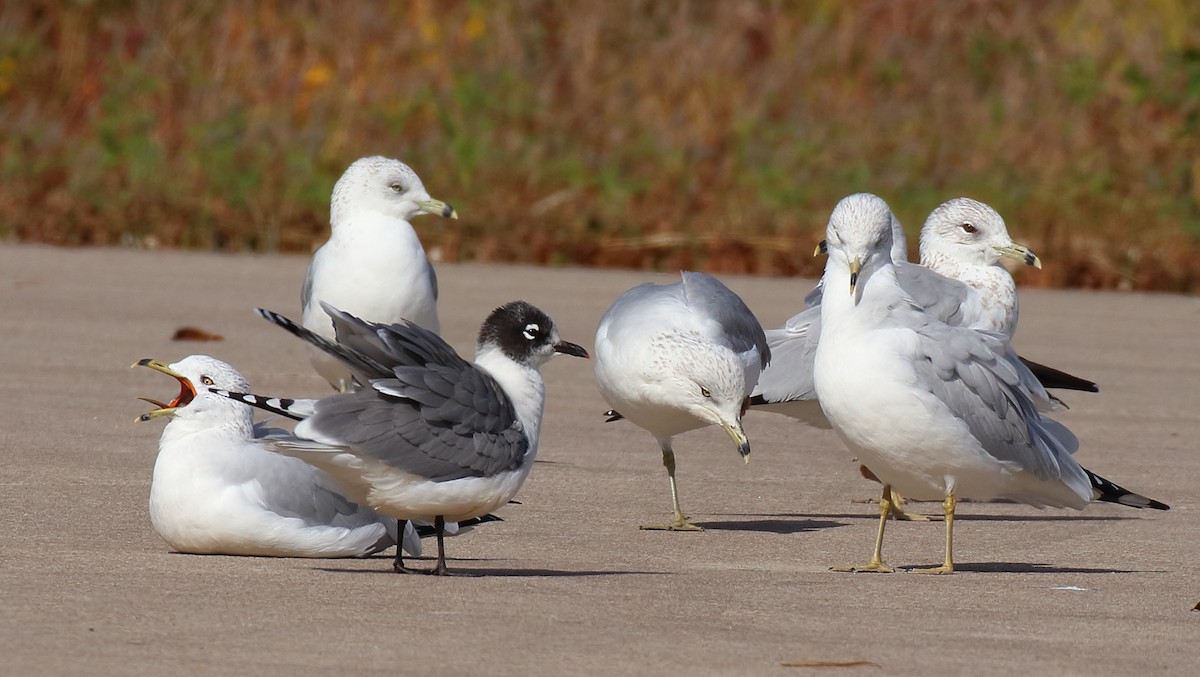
302 156 457 391
594 272 770 531
752 197 1095 516
216 301 588 575
134 355 420 558
811 193 1167 573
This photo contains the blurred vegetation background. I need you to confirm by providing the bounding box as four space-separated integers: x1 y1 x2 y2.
3 0 1200 291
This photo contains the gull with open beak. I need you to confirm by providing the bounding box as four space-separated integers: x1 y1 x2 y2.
134 355 421 558
301 155 458 392
594 272 770 531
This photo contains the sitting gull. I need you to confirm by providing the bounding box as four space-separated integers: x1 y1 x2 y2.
215 301 588 575
811 193 1168 573
594 272 770 531
134 355 420 558
302 156 457 391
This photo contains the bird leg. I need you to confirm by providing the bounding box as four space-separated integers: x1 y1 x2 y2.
888 487 937 522
640 443 703 531
429 515 450 576
832 484 895 573
391 520 425 574
858 465 937 521
914 494 956 574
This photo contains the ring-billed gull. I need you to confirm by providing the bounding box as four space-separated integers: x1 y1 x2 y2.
753 197 1096 517
594 272 770 531
134 355 420 558
215 301 588 575
812 193 1168 574
302 156 458 391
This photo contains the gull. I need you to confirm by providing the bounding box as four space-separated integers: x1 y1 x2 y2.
594 272 770 531
134 355 421 558
752 197 1095 517
215 301 588 575
302 156 458 391
811 193 1168 574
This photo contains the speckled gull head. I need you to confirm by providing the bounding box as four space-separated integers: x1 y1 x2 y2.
824 193 897 298
133 355 251 426
329 156 458 227
919 197 1041 271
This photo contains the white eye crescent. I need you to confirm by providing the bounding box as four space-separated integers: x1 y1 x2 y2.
523 323 540 340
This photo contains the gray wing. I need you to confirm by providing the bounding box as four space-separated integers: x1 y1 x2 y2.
258 307 393 384
909 315 1087 493
895 262 971 327
680 271 770 368
752 305 819 403
324 302 463 371
298 361 528 482
428 263 439 301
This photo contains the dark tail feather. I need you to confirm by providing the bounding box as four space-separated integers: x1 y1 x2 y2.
1085 468 1169 510
415 513 503 538
210 388 312 422
255 307 390 383
1020 357 1099 393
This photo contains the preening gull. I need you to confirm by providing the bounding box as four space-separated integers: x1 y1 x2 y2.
302 156 457 391
134 355 420 558
594 272 770 531
216 302 588 575
811 193 1168 573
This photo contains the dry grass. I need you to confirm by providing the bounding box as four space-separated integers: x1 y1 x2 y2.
2 1 1200 290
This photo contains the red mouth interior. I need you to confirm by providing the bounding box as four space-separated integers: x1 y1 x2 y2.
168 377 198 408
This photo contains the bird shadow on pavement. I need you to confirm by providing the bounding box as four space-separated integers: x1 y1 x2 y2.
311 561 664 578
940 562 1156 574
798 511 1142 523
693 515 848 534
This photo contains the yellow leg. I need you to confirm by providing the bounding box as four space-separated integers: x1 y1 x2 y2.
641 443 702 531
857 466 937 521
888 488 939 521
832 484 895 573
914 494 956 574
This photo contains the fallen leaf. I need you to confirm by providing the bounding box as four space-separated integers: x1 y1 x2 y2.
172 326 224 342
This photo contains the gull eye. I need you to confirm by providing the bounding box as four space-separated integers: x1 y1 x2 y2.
389 183 404 193
522 323 540 341
200 376 215 386
700 387 712 398
960 223 977 234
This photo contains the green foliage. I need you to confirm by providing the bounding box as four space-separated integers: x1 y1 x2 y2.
2 0 1200 290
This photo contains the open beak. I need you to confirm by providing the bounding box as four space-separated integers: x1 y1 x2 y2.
417 198 458 220
814 240 828 256
723 421 751 464
849 256 862 295
553 341 590 359
132 358 197 422
994 243 1041 269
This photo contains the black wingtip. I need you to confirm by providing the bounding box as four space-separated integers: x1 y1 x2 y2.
603 409 625 423
210 388 307 422
1019 357 1100 393
1086 469 1169 511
